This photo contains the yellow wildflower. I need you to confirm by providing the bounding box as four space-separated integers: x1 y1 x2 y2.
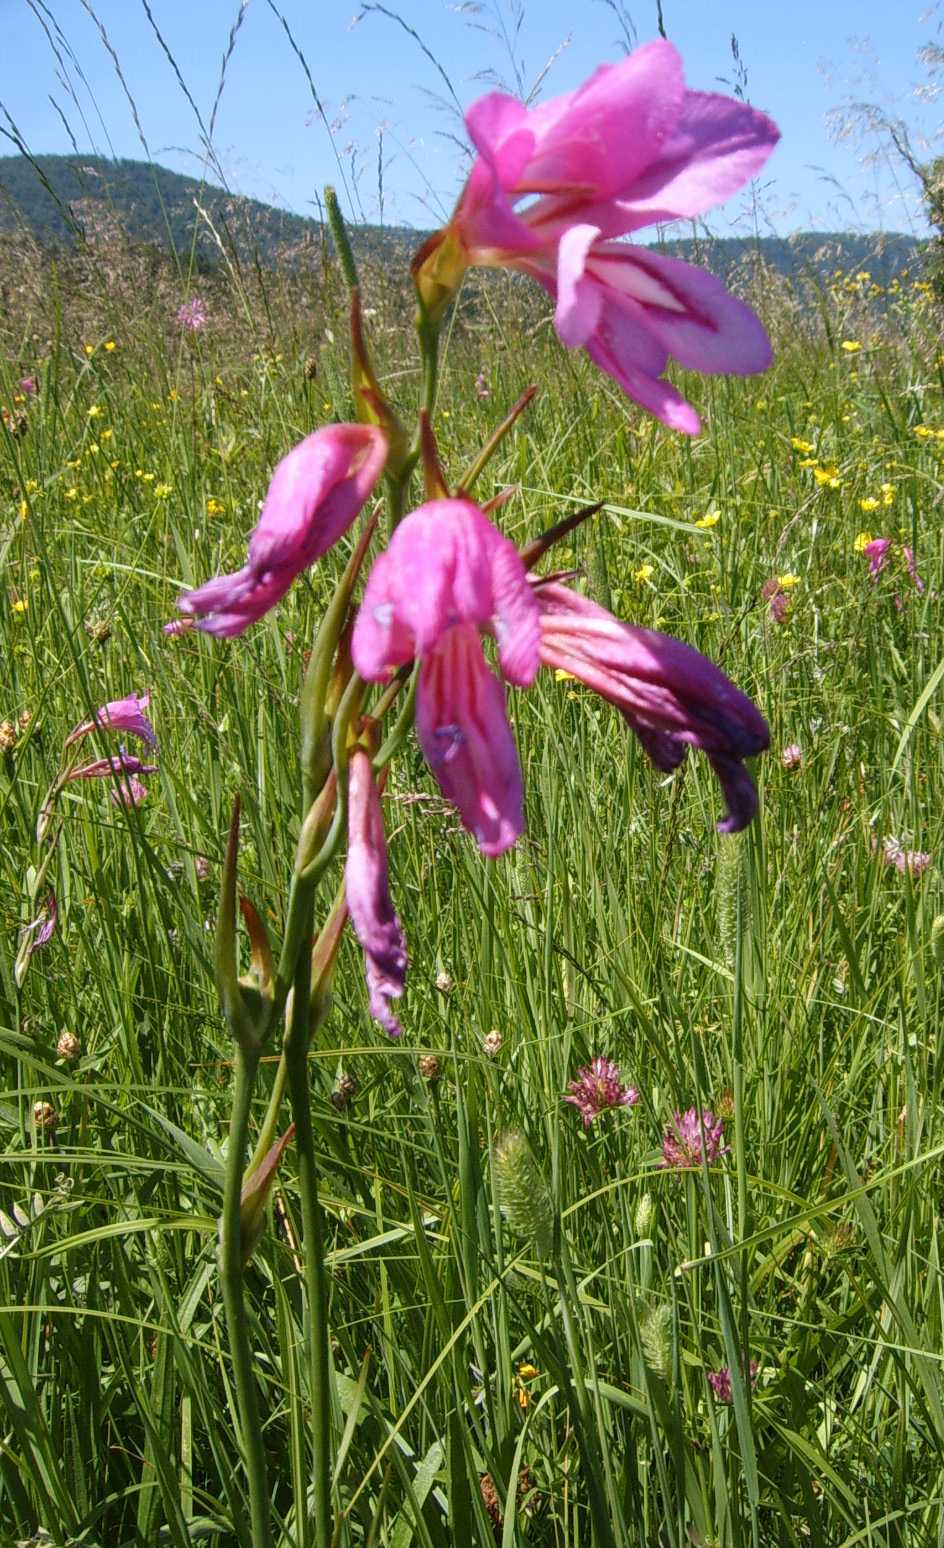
555 668 576 683
88 443 99 455
840 340 861 353
100 428 113 441
633 563 654 583
777 574 800 590
153 482 173 498
695 511 720 529
18 500 28 520
168 388 178 402
64 487 78 501
87 404 102 419
915 425 934 439
24 479 39 493
797 456 816 469
206 497 225 517
104 340 116 351
813 467 841 489
791 437 814 453
881 482 895 506
11 598 28 615
859 497 880 513
83 343 94 356
853 532 873 553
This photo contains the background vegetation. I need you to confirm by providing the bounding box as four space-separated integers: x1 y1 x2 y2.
1 147 943 1547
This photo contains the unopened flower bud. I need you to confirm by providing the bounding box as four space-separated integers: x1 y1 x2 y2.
56 1031 81 1061
419 1054 441 1082
33 1101 57 1132
482 1029 503 1057
330 1072 357 1112
0 720 17 752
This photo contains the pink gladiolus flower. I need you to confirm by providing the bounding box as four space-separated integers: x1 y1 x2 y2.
176 424 387 636
660 1107 729 1168
65 691 156 749
565 1056 639 1127
535 582 768 833
434 39 779 433
863 537 892 577
67 748 157 808
345 748 408 1037
352 498 540 857
761 578 790 624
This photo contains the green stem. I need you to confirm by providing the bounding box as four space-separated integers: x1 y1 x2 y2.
220 1046 273 1548
556 1243 619 1548
285 950 333 1548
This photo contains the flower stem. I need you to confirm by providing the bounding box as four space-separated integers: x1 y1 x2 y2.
219 1045 273 1548
285 943 333 1548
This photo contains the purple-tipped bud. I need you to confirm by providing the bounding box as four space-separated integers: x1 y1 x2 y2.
345 749 407 1038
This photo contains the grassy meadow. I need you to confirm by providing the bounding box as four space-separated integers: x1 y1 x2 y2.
1 229 944 1547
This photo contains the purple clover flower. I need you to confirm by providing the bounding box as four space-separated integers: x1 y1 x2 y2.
660 1107 729 1169
565 1057 639 1127
176 298 209 331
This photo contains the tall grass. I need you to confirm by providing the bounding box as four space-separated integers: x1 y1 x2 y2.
2 224 944 1547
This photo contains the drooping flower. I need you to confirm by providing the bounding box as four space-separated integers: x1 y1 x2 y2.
65 690 156 749
20 892 57 954
352 498 540 856
345 747 408 1037
565 1056 639 1127
416 39 779 433
707 1360 759 1403
66 747 157 808
862 537 924 598
175 425 387 636
880 836 931 877
534 582 768 833
660 1107 729 1168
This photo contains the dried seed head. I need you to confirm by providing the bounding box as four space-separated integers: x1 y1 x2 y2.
32 1101 57 1132
434 969 454 994
0 720 17 752
18 709 32 731
482 1029 502 1057
330 1072 357 1112
56 1031 81 1062
84 615 112 645
303 356 319 381
418 1054 442 1082
492 1129 555 1258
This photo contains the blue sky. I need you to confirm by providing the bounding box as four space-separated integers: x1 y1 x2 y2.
1 0 941 235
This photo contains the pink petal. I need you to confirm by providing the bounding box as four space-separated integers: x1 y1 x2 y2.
250 424 387 574
66 691 157 749
416 626 523 857
586 245 772 376
594 90 781 235
515 41 685 198
555 224 605 347
346 749 407 1037
490 535 540 687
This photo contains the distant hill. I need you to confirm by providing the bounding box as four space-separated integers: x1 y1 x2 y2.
0 152 924 285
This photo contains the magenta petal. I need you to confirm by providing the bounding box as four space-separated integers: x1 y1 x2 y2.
464 92 534 186
490 536 540 687
591 245 772 376
555 224 605 347
66 691 157 749
519 41 685 198
416 627 523 857
177 424 386 636
536 583 767 831
249 424 387 574
346 749 407 1038
598 90 781 234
